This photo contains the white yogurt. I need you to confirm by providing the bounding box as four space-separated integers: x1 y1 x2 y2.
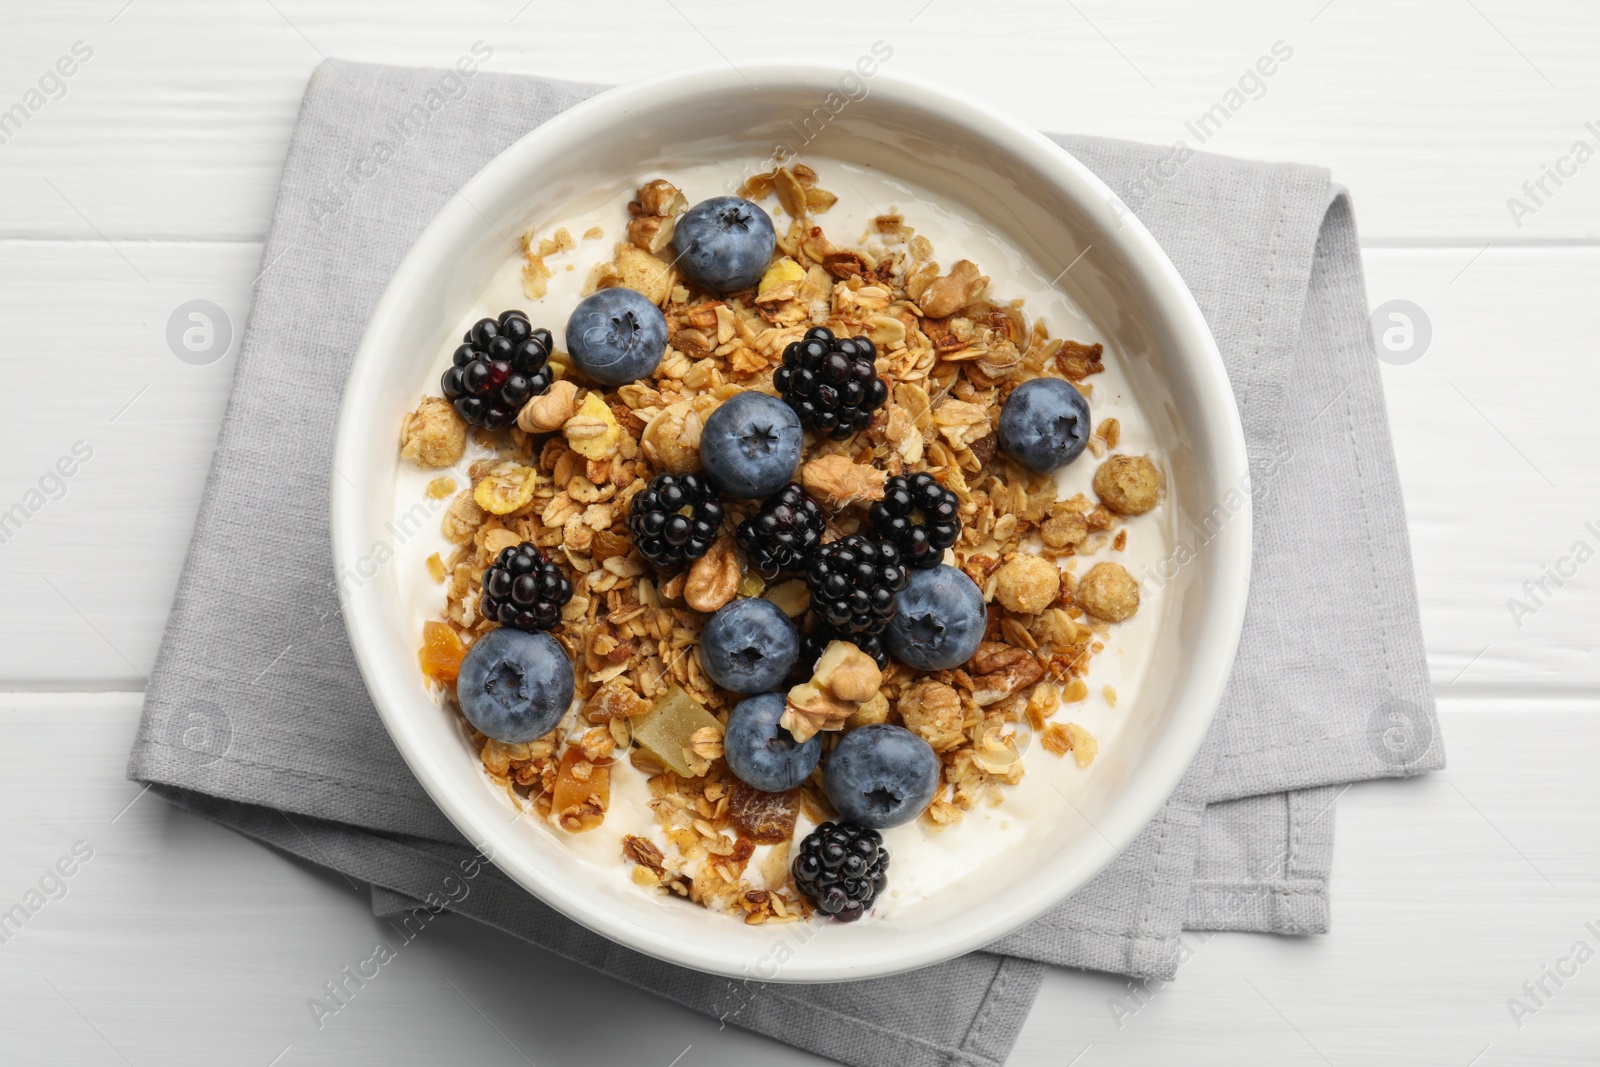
391 159 1173 917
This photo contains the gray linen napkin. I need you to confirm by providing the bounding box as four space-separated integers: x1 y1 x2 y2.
129 61 1442 1067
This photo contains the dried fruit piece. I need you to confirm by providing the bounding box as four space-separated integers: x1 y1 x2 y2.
631 685 724 778
417 621 467 683
552 744 610 832
727 781 800 845
563 392 622 460
473 463 539 515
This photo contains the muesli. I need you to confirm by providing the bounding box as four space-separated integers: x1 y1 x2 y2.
398 165 1164 924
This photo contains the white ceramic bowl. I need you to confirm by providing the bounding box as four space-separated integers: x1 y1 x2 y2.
332 62 1250 983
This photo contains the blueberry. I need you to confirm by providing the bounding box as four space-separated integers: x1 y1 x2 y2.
672 196 778 293
564 288 668 386
456 628 575 743
723 691 821 792
884 564 988 671
997 377 1092 474
824 724 940 829
700 392 802 498
699 598 800 694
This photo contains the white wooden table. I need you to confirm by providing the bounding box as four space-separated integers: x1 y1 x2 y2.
3 2 1597 1063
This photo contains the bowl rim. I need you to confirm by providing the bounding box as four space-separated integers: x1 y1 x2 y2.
332 59 1251 982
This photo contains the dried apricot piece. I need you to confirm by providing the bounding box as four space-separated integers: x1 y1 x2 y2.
552 744 610 833
418 621 466 683
727 782 799 845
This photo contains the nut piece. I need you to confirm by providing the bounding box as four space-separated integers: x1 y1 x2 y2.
782 639 884 742
684 536 740 613
563 392 622 460
627 213 677 254
811 640 883 703
993 556 1062 614
918 260 989 318
781 682 855 743
631 178 688 218
968 642 1045 706
801 454 888 509
1093 455 1163 515
517 379 578 434
400 396 467 469
1076 562 1140 622
898 680 965 752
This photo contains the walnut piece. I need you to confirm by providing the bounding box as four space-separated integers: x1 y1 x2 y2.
627 214 677 254
630 178 688 218
517 379 578 434
919 260 989 318
1093 455 1163 515
1076 562 1140 622
801 454 887 509
781 682 855 743
400 396 467 469
968 642 1045 706
993 556 1062 614
811 640 883 703
783 640 883 742
898 680 965 752
684 536 740 613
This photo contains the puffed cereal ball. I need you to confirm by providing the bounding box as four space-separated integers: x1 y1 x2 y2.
993 555 1061 614
1075 562 1140 622
400 396 467 469
1093 455 1163 515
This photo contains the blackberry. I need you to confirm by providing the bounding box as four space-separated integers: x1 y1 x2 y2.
628 473 725 570
792 821 888 923
441 310 554 431
735 482 826 577
868 472 961 570
805 534 908 635
479 542 573 632
796 624 889 678
773 326 889 441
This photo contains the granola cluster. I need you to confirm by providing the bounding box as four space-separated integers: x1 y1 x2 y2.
405 166 1163 922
